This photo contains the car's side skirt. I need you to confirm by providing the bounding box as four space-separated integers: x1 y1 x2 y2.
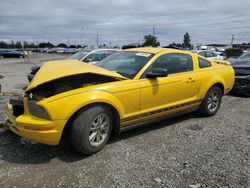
121 99 202 124
119 107 198 133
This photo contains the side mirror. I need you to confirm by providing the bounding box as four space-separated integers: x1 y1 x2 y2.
83 57 92 63
146 68 168 78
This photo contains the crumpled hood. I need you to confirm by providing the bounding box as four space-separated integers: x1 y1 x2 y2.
26 59 127 91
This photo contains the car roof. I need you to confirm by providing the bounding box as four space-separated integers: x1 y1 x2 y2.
90 48 120 52
124 47 186 54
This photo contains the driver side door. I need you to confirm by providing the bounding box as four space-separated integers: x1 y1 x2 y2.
139 53 199 121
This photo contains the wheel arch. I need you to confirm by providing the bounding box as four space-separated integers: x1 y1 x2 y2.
60 102 121 143
200 75 226 99
202 82 225 99
212 82 224 94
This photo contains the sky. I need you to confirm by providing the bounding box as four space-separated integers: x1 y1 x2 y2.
0 0 250 46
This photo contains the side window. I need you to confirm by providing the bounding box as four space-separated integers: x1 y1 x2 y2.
206 51 217 57
105 50 117 57
199 57 211 68
85 51 105 62
198 51 206 57
150 53 193 75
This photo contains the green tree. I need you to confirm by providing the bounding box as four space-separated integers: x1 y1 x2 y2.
38 42 54 48
169 42 183 48
57 43 68 48
0 41 8 48
15 41 22 48
23 41 29 48
143 34 160 47
183 32 191 48
29 42 36 48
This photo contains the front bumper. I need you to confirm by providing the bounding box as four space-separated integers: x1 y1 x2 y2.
6 98 66 145
231 76 250 96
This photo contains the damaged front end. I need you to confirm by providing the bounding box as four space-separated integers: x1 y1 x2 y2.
6 95 66 145
5 60 127 145
26 73 120 100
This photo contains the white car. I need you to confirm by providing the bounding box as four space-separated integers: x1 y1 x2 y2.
191 50 224 60
70 48 120 64
28 49 119 82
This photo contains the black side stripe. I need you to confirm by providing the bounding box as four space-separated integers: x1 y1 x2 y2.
121 99 202 123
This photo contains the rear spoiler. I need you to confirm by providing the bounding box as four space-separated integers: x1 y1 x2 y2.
212 60 231 66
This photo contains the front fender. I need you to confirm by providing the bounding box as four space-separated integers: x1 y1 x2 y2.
39 90 125 120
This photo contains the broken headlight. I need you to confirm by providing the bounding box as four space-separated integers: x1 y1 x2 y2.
28 100 50 120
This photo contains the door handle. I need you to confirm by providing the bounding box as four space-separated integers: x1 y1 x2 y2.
187 77 195 83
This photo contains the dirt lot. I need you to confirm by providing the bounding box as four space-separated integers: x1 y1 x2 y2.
0 52 69 94
0 54 249 188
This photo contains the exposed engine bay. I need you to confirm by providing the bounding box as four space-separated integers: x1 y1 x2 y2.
26 73 118 100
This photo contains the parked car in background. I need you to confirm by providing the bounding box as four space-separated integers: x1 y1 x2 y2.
14 49 27 56
228 51 250 96
7 48 235 155
27 49 119 82
224 48 243 59
234 51 250 60
69 49 120 64
0 49 25 58
47 48 60 53
191 50 224 60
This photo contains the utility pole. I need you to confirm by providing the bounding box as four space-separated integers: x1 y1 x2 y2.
231 35 235 48
81 26 83 47
96 34 99 48
67 36 69 47
152 25 155 47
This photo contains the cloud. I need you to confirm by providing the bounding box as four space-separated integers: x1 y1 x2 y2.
0 0 249 46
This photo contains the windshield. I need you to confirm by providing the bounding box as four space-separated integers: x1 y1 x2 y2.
69 50 90 60
96 51 153 79
238 51 250 59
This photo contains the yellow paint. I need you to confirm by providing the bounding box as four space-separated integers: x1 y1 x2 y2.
6 48 235 145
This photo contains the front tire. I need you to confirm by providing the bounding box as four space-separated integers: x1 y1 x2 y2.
198 86 222 116
71 105 113 155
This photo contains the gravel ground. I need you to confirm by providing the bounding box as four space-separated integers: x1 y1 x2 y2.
0 55 249 187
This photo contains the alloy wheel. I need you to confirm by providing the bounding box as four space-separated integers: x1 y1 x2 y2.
89 113 110 147
207 91 220 112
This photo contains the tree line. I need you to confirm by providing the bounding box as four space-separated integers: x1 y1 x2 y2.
0 32 191 49
3 32 249 49
0 41 84 49
142 32 191 48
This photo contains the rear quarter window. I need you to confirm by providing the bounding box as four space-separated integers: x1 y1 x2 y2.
199 57 211 68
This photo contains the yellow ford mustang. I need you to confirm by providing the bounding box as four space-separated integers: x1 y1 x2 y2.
6 48 235 154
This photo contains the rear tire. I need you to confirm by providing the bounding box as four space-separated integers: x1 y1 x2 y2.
198 86 222 117
71 105 113 155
